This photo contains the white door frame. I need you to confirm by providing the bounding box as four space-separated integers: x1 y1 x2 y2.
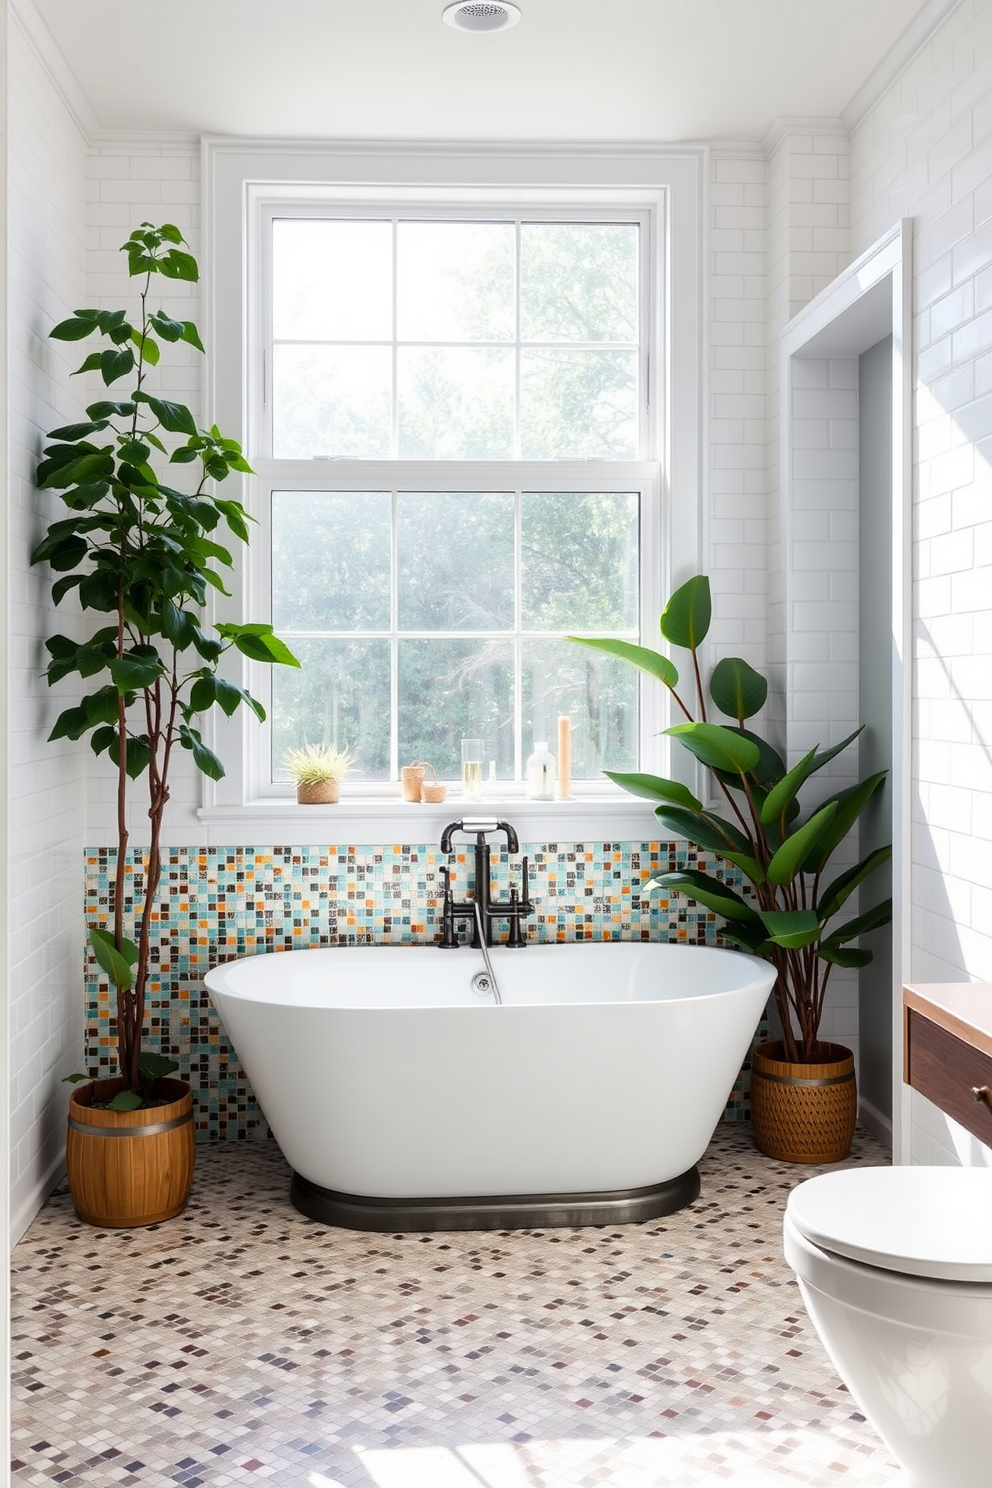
779 220 913 1161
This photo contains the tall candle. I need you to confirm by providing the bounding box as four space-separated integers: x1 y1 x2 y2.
557 715 572 799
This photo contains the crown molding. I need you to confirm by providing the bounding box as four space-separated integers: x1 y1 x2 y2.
709 140 770 161
90 130 201 153
842 0 965 130
201 133 710 162
9 0 99 140
761 116 849 154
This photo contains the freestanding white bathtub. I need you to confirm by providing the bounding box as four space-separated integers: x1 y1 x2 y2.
205 942 775 1231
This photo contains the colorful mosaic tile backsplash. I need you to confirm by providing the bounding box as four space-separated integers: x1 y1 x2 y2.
83 842 763 1141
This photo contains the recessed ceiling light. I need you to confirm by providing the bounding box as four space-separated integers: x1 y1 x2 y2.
442 2 522 33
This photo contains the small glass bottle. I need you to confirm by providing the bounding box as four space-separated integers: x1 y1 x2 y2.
525 740 556 801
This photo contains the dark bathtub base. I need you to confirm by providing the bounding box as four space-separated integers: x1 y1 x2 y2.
290 1166 701 1231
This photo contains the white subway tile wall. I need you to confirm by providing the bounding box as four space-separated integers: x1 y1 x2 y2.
7 16 89 1239
851 1 992 1044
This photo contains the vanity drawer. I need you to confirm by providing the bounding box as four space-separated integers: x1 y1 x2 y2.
905 1006 992 1146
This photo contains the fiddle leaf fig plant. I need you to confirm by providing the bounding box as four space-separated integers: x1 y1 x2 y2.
570 574 891 1063
33 222 299 1110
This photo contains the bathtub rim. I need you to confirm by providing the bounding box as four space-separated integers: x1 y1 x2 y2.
204 940 777 1010
290 1165 702 1231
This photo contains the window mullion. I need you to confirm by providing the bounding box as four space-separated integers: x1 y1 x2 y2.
514 220 522 461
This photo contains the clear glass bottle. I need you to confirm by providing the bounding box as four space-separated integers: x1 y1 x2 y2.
525 741 555 801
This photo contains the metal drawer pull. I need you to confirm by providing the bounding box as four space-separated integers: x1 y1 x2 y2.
970 1086 990 1104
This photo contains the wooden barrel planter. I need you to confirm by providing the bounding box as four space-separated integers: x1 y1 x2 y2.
750 1040 857 1163
66 1076 195 1228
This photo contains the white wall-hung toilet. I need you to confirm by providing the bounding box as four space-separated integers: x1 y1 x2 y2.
784 1167 992 1488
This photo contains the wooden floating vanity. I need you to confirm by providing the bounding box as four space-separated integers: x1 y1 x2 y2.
903 982 992 1147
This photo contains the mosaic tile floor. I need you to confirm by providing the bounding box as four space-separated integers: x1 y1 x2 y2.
11 1125 902 1488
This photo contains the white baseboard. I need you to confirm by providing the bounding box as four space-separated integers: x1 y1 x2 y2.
10 1153 67 1247
858 1096 893 1151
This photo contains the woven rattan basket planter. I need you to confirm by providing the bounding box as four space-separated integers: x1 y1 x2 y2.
751 1040 857 1163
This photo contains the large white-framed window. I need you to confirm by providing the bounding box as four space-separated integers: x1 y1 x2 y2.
202 141 705 838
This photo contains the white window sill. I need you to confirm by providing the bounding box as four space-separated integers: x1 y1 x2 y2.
196 793 663 845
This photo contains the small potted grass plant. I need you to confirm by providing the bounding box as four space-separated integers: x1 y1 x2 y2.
571 574 891 1162
284 742 354 804
33 223 298 1225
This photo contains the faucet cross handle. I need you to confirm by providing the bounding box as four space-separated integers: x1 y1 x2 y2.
440 818 520 853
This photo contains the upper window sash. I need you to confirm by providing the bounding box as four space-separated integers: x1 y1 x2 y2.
251 200 657 466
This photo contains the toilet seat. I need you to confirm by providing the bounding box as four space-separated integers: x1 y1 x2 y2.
785 1166 992 1283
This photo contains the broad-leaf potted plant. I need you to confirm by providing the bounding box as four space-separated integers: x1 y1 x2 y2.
571 574 891 1162
33 222 299 1226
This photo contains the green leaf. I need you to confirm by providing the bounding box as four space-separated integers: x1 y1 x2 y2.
90 925 137 991
714 728 787 791
121 736 152 779
666 720 761 776
157 247 199 282
817 846 892 922
567 636 679 689
84 686 123 727
49 313 99 341
89 724 117 757
653 806 751 857
758 909 822 949
760 746 818 826
62 1072 90 1085
100 346 135 385
75 640 115 678
136 393 198 436
820 897 893 949
132 330 160 366
214 498 252 542
766 801 838 886
148 310 185 342
47 420 109 441
721 852 767 886
818 945 872 968
646 868 759 922
74 352 105 376
106 1090 144 1112
720 922 771 953
180 320 205 352
809 726 864 776
604 771 703 810
48 705 88 742
87 399 135 419
709 656 767 722
160 602 197 649
802 771 889 875
188 675 216 713
137 1051 180 1079
118 438 150 464
179 726 225 781
660 575 711 650
40 534 88 571
221 626 299 667
110 653 162 691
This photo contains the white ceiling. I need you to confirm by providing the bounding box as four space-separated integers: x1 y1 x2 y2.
30 0 938 142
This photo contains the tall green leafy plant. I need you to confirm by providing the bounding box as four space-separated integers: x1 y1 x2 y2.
33 222 298 1108
571 575 891 1063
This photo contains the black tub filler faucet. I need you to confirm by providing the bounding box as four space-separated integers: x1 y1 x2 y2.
438 818 534 949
